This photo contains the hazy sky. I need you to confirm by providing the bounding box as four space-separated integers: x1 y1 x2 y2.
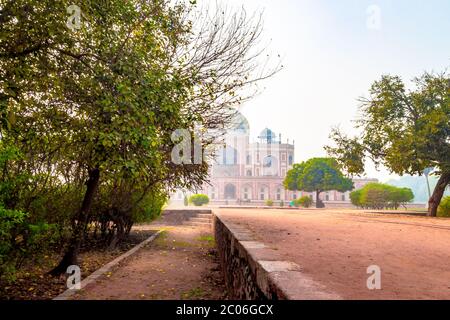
209 0 450 181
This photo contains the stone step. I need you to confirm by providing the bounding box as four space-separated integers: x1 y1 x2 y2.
190 217 211 223
163 209 212 215
197 213 213 219
185 221 212 227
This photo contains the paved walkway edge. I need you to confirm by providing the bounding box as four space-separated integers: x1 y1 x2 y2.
213 212 341 300
53 229 164 300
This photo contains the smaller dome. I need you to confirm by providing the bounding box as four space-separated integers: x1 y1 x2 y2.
258 128 277 144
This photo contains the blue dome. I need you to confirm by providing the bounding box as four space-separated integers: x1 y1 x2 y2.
258 128 277 144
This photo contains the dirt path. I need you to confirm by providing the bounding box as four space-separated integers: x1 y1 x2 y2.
216 208 450 300
73 225 227 300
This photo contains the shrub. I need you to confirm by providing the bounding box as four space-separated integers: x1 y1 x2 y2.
0 146 62 282
265 199 274 207
350 189 362 207
0 206 59 282
0 207 27 281
132 188 168 224
388 187 414 209
296 196 313 208
362 187 389 209
350 183 414 210
438 196 450 217
189 194 210 206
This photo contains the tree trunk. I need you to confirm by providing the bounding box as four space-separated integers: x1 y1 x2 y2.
50 168 100 276
315 190 325 208
427 172 450 217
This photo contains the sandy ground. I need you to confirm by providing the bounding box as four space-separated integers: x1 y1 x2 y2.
216 208 450 300
73 225 227 300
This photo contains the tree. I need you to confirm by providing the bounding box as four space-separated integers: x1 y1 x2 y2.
284 158 353 208
1 1 278 275
388 187 414 210
361 187 389 210
326 72 449 216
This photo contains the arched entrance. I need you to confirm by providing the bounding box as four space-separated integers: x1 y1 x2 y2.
258 185 269 201
224 184 237 199
241 185 253 201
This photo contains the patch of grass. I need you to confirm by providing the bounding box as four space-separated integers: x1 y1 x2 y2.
197 235 215 247
154 231 195 249
153 230 169 246
171 240 193 248
181 287 206 299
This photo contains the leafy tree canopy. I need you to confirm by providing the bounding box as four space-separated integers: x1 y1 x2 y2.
326 72 449 216
0 0 278 274
284 158 353 208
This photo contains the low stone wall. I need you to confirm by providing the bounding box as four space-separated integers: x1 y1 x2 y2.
213 212 341 300
214 215 266 299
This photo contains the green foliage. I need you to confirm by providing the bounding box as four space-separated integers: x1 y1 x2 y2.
197 235 215 247
284 158 353 193
350 189 363 207
0 0 277 277
0 206 58 282
350 183 414 210
284 158 353 208
438 196 450 217
189 194 210 206
327 73 450 176
265 199 274 207
326 72 450 215
0 144 61 281
132 187 168 224
361 186 389 210
0 0 209 270
295 196 313 208
389 187 415 209
0 207 26 280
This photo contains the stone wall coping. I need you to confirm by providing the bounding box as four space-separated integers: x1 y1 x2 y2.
214 211 341 300
163 209 212 213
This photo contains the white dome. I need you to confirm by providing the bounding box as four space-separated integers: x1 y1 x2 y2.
229 111 250 134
